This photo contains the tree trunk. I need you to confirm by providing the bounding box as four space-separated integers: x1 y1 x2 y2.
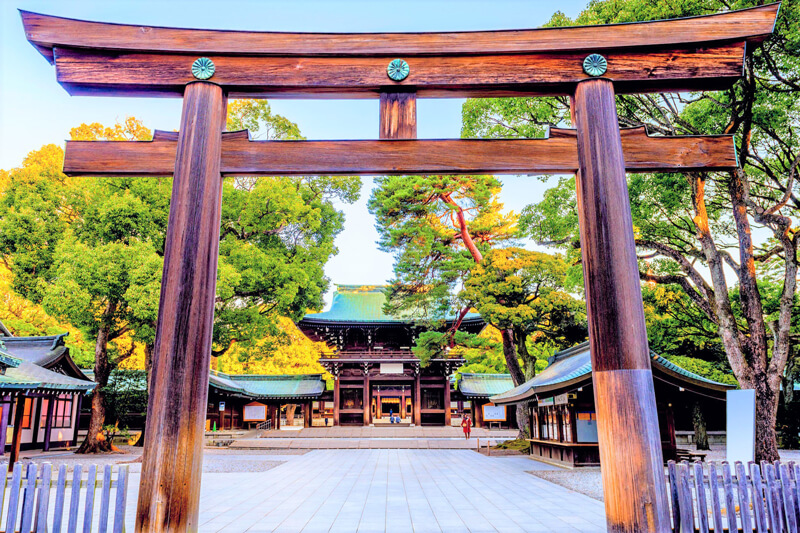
754 376 780 462
286 404 296 426
500 328 527 437
692 402 709 451
500 328 525 385
134 343 154 448
77 301 115 454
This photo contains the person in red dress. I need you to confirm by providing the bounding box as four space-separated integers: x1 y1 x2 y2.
461 414 472 440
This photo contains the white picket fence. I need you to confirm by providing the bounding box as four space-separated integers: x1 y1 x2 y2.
0 463 129 533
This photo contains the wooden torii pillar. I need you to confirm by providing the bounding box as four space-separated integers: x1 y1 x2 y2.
22 5 778 532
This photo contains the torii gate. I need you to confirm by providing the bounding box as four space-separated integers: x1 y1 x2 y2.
22 5 778 532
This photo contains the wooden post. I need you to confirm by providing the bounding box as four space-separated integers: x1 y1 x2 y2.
363 372 370 426
31 397 43 445
9 395 25 471
474 400 483 429
413 375 421 426
333 378 340 426
304 401 312 428
136 81 227 533
0 397 9 455
71 394 83 446
379 92 416 139
571 78 670 532
444 379 452 427
42 396 55 452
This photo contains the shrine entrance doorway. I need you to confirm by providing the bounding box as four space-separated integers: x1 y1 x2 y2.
373 385 412 424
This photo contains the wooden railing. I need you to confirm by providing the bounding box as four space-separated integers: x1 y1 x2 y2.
0 462 129 533
667 460 799 532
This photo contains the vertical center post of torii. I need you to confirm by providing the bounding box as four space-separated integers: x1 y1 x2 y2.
137 81 227 532
572 78 670 532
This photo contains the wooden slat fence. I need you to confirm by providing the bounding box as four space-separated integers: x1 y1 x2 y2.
668 460 800 532
0 462 129 533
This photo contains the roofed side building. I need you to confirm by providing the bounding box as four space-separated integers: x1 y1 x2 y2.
453 373 516 429
0 335 95 460
206 372 327 430
491 342 733 467
297 285 484 426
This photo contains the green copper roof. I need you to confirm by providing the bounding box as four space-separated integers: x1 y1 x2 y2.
209 371 325 399
491 341 733 405
0 345 94 393
304 285 396 322
301 285 481 323
458 373 515 398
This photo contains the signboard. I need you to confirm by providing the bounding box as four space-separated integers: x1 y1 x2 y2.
243 402 267 422
538 397 554 407
727 389 755 464
482 403 507 422
380 363 404 374
554 393 569 405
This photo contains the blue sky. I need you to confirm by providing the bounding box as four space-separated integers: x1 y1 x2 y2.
1 0 588 306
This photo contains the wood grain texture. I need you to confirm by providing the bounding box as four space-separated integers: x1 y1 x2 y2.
8 396 24 471
593 370 671 532
413 376 421 427
51 43 746 98
573 80 653 372
333 378 340 426
136 82 226 533
63 127 738 177
380 92 416 139
42 395 54 452
363 373 370 426
21 4 778 61
573 79 670 532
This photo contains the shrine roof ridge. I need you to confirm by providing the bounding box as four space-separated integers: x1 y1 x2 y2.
21 4 778 62
490 342 734 405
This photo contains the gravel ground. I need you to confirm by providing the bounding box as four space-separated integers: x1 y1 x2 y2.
528 467 605 501
527 444 800 502
15 445 303 474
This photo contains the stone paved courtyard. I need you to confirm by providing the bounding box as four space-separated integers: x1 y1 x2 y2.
224 426 519 450
122 449 607 532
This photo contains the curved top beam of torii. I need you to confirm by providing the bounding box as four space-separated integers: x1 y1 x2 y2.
21 4 780 98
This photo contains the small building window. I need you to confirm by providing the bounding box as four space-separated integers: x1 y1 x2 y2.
39 396 74 429
561 406 573 443
53 396 74 428
547 408 559 441
539 410 547 439
21 398 32 429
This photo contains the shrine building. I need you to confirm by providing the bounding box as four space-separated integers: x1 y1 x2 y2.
490 342 733 468
0 335 95 455
297 285 484 426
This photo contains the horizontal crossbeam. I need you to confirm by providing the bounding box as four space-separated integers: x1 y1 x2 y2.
52 44 746 98
63 127 737 177
22 4 779 98
22 5 777 59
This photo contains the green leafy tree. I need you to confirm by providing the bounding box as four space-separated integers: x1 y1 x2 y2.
0 103 360 453
213 99 360 356
369 174 514 324
461 0 799 462
462 247 587 433
464 248 587 379
0 119 165 453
